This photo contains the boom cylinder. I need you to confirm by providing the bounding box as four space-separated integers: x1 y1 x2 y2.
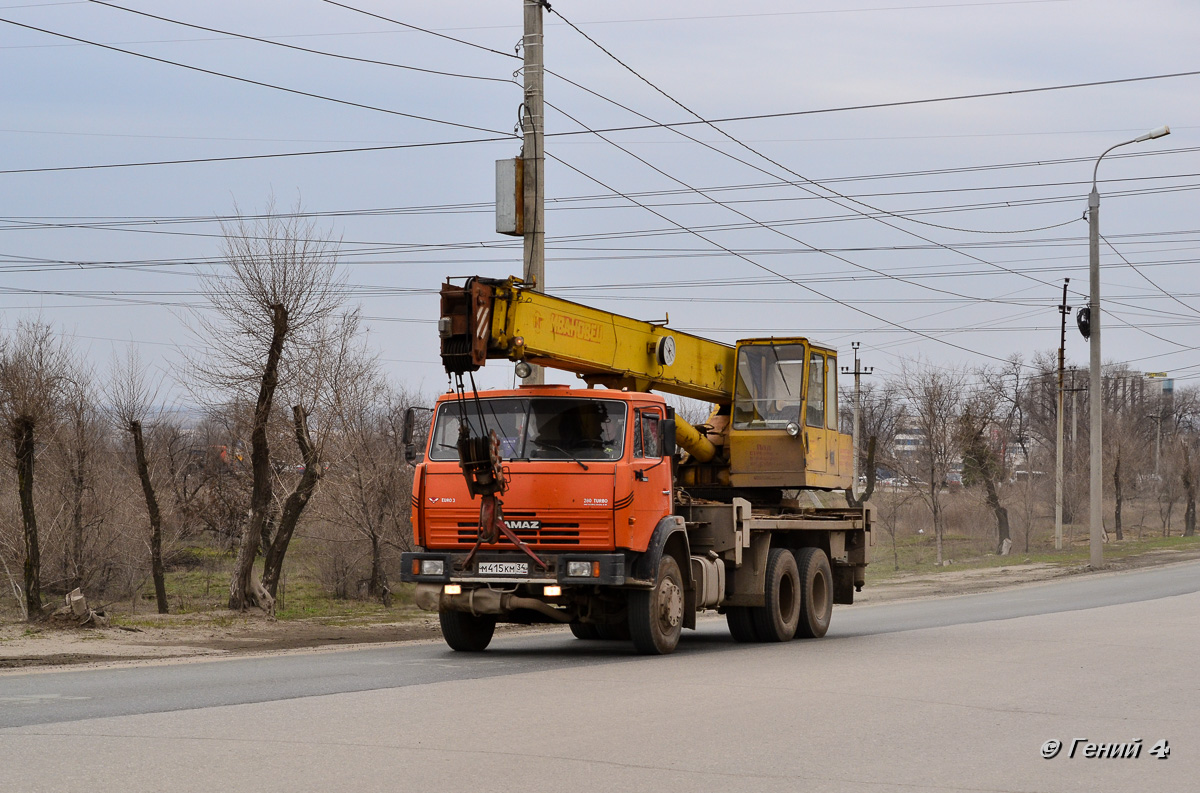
675 419 716 463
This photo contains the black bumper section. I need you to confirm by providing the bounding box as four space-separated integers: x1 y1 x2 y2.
400 551 627 586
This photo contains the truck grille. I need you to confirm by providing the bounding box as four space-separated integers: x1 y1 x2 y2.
455 523 581 545
425 511 611 549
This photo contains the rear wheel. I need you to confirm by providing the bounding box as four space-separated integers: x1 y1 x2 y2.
794 547 833 639
439 609 497 652
725 607 760 642
752 547 801 642
629 555 684 655
569 621 601 640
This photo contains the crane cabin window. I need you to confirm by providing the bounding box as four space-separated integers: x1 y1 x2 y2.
826 355 838 430
733 343 806 429
807 352 825 428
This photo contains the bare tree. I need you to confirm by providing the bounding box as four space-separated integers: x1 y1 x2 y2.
1104 409 1148 542
108 348 169 614
841 380 903 508
0 319 71 620
1182 439 1197 538
320 367 421 604
49 367 107 594
897 360 966 566
957 384 1011 555
187 199 346 613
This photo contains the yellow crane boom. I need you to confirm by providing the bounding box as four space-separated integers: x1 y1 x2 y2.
440 277 736 404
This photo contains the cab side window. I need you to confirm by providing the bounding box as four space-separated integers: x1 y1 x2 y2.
806 352 825 428
826 356 838 431
634 409 662 458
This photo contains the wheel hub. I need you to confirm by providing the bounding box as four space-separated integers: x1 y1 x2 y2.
659 579 683 628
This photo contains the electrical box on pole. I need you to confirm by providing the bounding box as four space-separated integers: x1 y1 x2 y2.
495 157 524 236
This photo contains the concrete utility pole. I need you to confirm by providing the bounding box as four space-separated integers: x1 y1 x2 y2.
1087 124 1169 568
1146 373 1169 477
842 343 873 500
1055 279 1070 550
521 0 547 385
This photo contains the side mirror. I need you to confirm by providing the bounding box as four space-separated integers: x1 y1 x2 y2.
403 406 422 465
660 417 676 458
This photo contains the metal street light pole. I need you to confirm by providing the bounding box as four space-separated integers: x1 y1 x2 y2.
1087 124 1170 568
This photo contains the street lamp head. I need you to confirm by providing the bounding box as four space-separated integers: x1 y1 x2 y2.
1135 125 1170 143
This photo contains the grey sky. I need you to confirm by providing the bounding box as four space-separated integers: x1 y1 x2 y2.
1 0 1196 399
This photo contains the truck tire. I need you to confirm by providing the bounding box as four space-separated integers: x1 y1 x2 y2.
628 555 684 655
795 547 833 639
725 607 760 643
751 547 802 642
439 609 497 652
569 621 601 640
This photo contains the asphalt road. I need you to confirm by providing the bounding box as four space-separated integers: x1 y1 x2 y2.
2 560 1198 792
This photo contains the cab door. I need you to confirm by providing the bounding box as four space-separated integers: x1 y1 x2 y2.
629 406 670 547
805 351 828 474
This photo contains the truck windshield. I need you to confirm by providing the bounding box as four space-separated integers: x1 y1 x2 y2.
428 397 626 462
733 343 806 429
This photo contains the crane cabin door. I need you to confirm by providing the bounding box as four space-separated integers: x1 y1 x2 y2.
728 340 809 488
804 349 828 476
803 348 844 488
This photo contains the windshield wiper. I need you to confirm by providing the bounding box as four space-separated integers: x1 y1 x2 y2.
769 343 793 395
531 440 589 470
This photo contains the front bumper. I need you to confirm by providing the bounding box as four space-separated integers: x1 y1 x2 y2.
400 550 627 587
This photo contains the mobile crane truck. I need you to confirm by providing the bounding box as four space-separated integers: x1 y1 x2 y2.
400 276 871 654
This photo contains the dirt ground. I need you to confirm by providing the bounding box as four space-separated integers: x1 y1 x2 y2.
4 544 1200 673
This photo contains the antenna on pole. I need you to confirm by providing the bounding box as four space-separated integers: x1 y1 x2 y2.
842 342 873 500
1055 279 1071 550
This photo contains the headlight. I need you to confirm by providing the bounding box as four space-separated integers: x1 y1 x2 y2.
785 422 801 438
420 559 445 576
567 560 601 577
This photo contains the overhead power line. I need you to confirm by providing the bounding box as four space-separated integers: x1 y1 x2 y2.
0 136 510 176
547 148 1024 366
0 16 514 137
85 1 515 84
316 0 520 61
548 5 1091 300
543 68 1200 137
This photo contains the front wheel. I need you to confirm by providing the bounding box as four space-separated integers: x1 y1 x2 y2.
628 555 685 655
439 609 497 651
794 547 833 639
